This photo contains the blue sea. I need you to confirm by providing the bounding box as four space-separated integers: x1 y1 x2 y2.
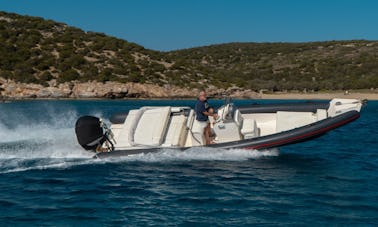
0 99 377 226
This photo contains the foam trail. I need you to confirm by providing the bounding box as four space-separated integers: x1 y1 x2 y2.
0 109 96 174
109 147 279 163
0 109 79 143
0 158 104 174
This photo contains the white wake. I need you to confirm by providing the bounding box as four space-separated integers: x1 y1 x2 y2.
114 147 279 162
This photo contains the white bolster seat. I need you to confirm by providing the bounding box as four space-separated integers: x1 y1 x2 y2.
186 110 195 129
234 109 243 127
115 109 141 148
134 107 171 146
241 118 259 139
316 109 327 121
162 114 187 147
191 120 207 146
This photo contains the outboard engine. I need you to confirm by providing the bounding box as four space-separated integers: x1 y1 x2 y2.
75 116 114 152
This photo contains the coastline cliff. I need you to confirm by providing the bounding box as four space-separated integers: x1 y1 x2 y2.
0 78 260 99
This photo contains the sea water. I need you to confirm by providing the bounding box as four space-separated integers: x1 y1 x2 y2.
0 99 377 225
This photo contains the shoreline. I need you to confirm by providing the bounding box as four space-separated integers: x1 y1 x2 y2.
2 79 377 101
2 92 378 101
261 92 378 100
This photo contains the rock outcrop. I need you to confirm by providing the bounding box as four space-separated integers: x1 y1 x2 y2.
0 78 260 99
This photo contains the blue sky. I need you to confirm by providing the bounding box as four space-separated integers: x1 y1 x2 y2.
1 0 378 51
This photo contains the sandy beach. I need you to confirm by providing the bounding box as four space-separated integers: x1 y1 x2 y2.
261 92 378 100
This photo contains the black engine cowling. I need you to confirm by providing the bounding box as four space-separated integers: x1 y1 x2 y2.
75 116 106 151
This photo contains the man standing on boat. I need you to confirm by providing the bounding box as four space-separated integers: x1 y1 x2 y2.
195 91 218 145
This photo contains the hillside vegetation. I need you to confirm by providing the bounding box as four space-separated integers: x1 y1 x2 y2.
1 11 378 91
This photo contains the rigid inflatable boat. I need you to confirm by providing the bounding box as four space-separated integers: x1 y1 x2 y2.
75 98 364 158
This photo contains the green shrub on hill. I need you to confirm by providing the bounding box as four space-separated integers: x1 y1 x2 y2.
59 69 80 82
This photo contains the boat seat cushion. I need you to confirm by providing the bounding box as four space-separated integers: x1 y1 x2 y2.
190 120 207 145
241 118 258 139
162 115 187 147
234 109 243 127
316 109 327 121
114 109 140 148
134 107 171 146
186 109 195 129
276 111 316 133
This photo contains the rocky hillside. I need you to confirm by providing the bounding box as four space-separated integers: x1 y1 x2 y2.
0 11 377 99
171 42 378 91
